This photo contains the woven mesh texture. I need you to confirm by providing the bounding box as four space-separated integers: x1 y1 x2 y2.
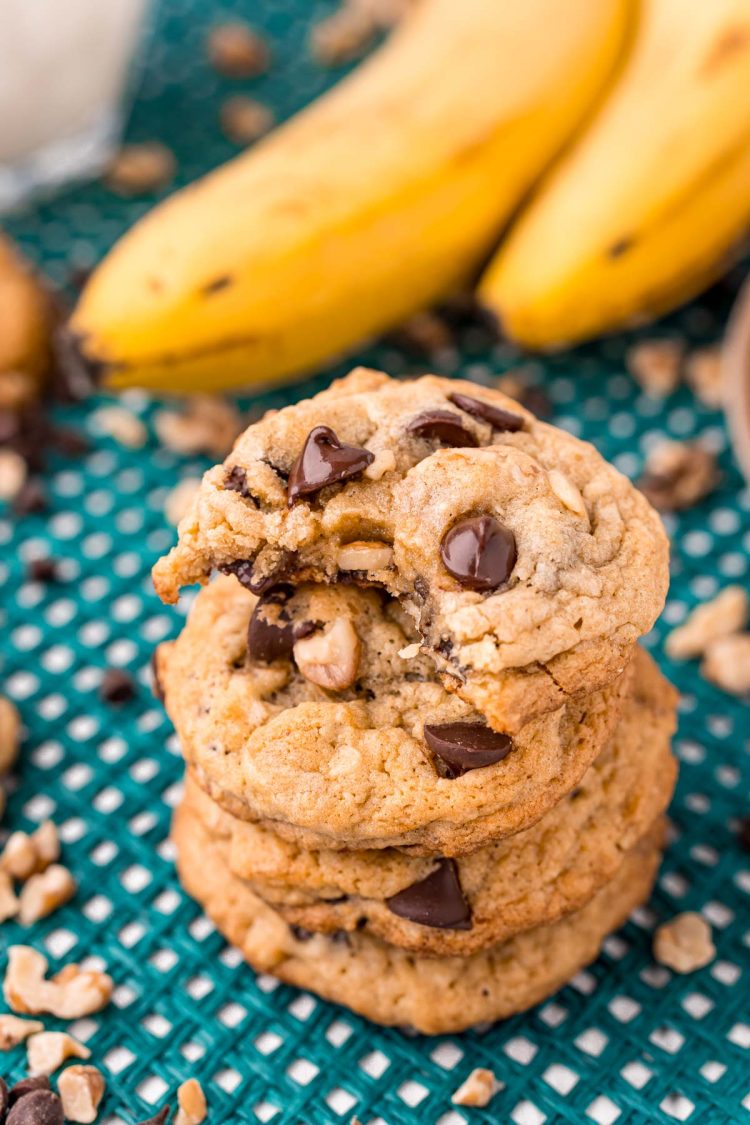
2 1 749 1122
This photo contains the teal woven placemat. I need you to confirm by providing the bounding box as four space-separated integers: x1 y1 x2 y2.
2 2 749 1122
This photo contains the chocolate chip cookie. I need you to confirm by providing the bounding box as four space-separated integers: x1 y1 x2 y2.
172 794 665 1035
153 368 669 732
157 575 633 854
183 646 676 955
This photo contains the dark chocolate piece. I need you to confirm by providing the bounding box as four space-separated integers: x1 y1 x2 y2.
440 515 516 591
386 858 472 930
406 410 477 447
287 426 373 505
448 392 524 433
424 722 513 778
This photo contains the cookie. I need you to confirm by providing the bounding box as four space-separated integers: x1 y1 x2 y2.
185 645 677 955
157 575 633 854
172 796 665 1035
153 368 669 732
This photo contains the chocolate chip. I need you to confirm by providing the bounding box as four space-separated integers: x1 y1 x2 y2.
287 425 374 505
424 722 513 778
135 1109 170 1125
224 465 258 505
220 551 292 596
738 817 750 852
100 668 136 703
448 392 524 433
248 588 295 662
8 1078 50 1107
27 557 58 583
386 859 472 930
290 925 315 942
406 410 477 447
7 1090 63 1125
440 515 516 591
13 480 47 516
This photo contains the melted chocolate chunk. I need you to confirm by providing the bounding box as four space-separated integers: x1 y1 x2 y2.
440 515 516 591
287 426 374 505
247 588 295 662
386 859 472 930
448 392 524 433
6 1090 63 1125
220 552 292 595
224 465 258 505
424 722 513 778
406 410 477 447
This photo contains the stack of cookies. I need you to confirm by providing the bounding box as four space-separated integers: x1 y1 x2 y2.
153 369 677 1035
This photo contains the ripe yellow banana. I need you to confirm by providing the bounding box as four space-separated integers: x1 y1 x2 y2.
479 0 750 350
0 233 54 388
71 0 629 392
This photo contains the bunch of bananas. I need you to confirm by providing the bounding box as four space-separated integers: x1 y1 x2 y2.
72 0 750 393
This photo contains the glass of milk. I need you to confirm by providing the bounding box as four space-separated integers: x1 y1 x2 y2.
0 0 149 212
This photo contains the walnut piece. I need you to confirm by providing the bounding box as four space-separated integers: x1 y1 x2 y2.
685 345 723 408
666 586 748 660
220 97 274 145
0 695 20 773
293 618 361 691
638 441 720 511
165 479 201 527
547 469 588 520
0 450 27 502
1 821 60 882
4 946 114 1018
0 1013 44 1049
58 1065 106 1124
93 405 147 449
105 143 175 196
626 339 684 396
18 864 76 925
175 1078 207 1125
0 870 19 922
27 1030 90 1076
653 913 715 973
336 540 393 572
155 396 241 457
207 22 269 78
701 633 750 696
451 1067 500 1108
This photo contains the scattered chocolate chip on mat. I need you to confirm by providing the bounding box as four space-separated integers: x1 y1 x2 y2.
100 669 136 704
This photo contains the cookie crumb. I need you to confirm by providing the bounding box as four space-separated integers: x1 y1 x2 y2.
26 1030 90 1076
105 143 175 196
0 449 27 502
363 448 396 481
155 396 241 457
93 405 147 449
208 22 270 78
626 339 684 396
665 586 748 660
58 1065 106 1124
701 633 750 696
0 1013 44 1050
220 96 274 145
175 1078 206 1125
0 695 21 773
653 912 715 973
4 946 113 1019
451 1067 500 1107
638 441 720 511
165 479 201 527
685 345 723 408
18 864 76 925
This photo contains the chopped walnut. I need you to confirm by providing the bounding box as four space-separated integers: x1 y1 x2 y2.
32 821 60 869
4 946 113 1018
155 396 241 457
451 1067 500 1108
293 618 361 691
547 469 588 520
336 540 393 572
18 864 76 925
175 1078 207 1125
626 339 684 396
701 633 750 696
0 449 27 502
638 441 720 511
27 1030 90 1076
105 143 175 196
653 913 715 973
93 405 147 449
685 345 723 409
165 479 201 527
0 1013 44 1049
220 96 274 145
207 22 270 77
0 870 19 922
665 586 748 660
1 821 60 881
58 1065 106 1124
0 694 21 773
